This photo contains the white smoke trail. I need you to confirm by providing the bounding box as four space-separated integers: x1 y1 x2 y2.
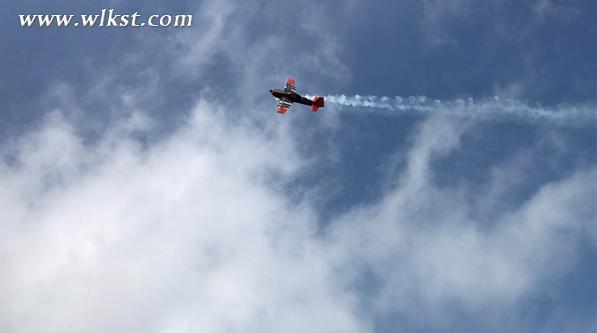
312 94 596 125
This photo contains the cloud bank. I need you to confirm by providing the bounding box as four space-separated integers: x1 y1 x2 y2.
0 101 594 332
0 104 366 333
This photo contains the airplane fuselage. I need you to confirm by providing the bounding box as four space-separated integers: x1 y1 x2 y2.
269 89 314 106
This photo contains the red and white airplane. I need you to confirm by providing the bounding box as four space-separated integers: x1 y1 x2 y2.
269 77 324 114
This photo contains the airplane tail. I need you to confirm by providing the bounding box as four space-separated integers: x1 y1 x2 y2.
311 96 325 112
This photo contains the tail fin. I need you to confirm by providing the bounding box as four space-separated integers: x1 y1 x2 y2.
311 96 325 112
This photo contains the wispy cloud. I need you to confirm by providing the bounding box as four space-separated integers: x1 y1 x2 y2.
326 116 596 327
533 0 580 22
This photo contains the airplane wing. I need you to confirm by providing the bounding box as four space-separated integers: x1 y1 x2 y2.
284 77 297 94
277 98 293 114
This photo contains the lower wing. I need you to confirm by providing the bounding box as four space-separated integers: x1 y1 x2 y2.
277 99 293 114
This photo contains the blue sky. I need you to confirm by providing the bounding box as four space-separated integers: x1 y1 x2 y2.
0 1 595 332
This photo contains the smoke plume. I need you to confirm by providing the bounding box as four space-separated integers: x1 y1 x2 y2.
317 94 596 125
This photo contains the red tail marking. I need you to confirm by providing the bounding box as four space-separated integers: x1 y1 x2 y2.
311 96 325 112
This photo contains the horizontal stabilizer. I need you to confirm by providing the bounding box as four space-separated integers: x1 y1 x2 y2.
311 96 325 112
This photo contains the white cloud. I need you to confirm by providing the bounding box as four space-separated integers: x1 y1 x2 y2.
326 116 596 327
1 107 593 332
0 102 367 333
171 0 350 102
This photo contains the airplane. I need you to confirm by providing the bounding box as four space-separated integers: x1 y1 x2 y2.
269 77 324 114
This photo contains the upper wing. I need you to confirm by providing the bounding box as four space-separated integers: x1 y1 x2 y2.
277 98 293 114
284 77 297 94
